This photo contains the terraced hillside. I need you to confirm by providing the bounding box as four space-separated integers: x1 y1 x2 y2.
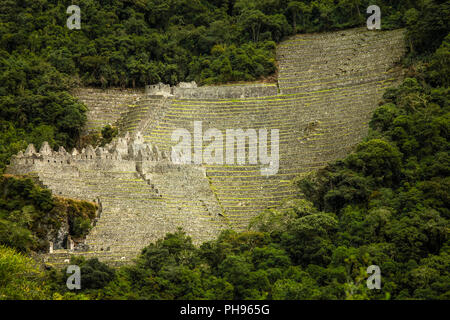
277 28 405 93
141 28 406 229
7 28 407 266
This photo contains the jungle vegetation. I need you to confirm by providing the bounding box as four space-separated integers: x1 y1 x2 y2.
0 0 448 300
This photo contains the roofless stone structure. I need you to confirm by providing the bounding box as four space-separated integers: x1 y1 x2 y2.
7 28 406 266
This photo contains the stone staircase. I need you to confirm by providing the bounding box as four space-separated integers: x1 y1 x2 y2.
116 95 171 135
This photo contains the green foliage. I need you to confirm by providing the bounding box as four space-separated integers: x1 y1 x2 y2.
71 216 92 238
406 1 450 54
0 175 96 252
45 256 114 299
192 41 276 84
100 125 118 146
0 51 87 171
0 245 49 299
427 34 450 87
70 257 115 291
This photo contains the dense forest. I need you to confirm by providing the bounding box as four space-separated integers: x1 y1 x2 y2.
0 0 449 300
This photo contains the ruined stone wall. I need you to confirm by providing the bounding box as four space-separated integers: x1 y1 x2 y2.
145 82 278 99
172 83 278 99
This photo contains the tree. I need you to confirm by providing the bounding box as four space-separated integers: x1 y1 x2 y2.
339 0 361 20
0 245 48 299
287 1 310 33
345 139 402 187
239 9 268 42
428 34 450 87
272 277 320 299
100 125 118 146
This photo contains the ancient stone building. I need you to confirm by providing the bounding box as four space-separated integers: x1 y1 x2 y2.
6 27 406 266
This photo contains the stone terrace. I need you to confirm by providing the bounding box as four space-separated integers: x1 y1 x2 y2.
277 28 405 94
72 88 145 133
